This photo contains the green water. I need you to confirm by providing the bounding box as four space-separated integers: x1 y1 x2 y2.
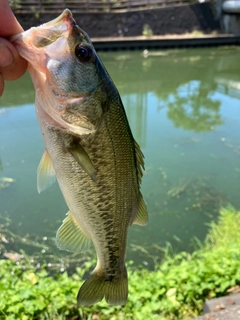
1 47 240 268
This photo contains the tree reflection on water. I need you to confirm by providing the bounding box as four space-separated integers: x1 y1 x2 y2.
165 81 222 132
116 48 240 136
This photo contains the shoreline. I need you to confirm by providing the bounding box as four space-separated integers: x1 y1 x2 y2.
91 34 240 50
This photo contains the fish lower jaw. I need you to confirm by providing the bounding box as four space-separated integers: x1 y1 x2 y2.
49 89 89 112
67 96 87 105
46 96 86 115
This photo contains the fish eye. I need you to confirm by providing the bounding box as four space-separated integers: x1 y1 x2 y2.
75 45 93 63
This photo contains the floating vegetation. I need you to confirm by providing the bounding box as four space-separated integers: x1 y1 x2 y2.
222 138 240 157
137 167 230 262
0 175 94 274
0 168 229 275
192 186 227 213
166 174 226 213
0 177 15 191
167 177 192 198
130 243 159 266
158 167 168 181
0 213 94 275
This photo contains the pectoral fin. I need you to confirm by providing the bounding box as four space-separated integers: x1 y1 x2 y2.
37 149 56 194
56 210 91 253
133 195 148 226
68 143 96 182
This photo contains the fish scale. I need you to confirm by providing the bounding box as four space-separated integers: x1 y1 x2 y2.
43 106 134 273
11 9 148 306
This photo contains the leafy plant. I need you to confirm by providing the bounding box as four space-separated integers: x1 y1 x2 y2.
142 24 153 37
9 0 21 10
1 205 240 319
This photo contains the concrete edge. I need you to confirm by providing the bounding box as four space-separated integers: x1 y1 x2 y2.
91 35 240 50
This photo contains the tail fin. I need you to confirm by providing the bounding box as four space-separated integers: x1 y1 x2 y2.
77 268 128 306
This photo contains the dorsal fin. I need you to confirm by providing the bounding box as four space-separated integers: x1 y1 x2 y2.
68 143 97 183
56 210 92 253
132 194 148 226
37 149 56 194
134 140 145 184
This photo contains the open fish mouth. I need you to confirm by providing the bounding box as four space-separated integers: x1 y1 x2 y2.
10 9 76 64
10 9 95 136
11 9 75 45
35 8 75 30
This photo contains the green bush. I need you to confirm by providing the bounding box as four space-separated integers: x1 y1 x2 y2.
1 205 240 320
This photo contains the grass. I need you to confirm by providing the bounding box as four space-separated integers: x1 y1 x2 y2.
1 205 240 319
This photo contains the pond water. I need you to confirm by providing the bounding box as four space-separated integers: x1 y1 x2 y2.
1 46 240 269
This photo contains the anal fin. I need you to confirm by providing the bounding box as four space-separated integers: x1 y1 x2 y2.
132 195 148 226
56 210 91 253
37 149 56 194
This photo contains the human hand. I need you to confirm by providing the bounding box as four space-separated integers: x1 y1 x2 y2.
0 0 27 96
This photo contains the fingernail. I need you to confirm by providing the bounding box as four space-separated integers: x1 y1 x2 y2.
0 43 13 67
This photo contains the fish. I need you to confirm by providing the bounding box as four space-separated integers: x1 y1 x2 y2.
11 9 148 306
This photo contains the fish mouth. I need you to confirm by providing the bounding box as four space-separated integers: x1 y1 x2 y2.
10 9 75 63
11 10 96 136
11 9 75 42
38 9 75 30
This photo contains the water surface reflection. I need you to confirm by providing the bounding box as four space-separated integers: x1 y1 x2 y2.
1 47 240 269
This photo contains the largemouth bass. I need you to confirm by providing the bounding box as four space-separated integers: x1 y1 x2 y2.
11 9 148 306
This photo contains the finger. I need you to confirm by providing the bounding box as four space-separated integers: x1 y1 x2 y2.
0 38 28 81
0 43 13 67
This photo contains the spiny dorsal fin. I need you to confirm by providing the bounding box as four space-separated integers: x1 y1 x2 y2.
134 140 145 184
133 194 148 226
37 149 56 194
68 143 97 183
56 210 91 253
